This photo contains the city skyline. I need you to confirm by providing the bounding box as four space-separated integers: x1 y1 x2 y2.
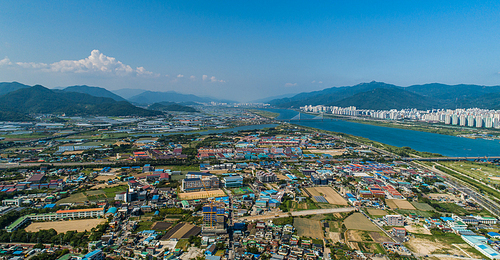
1 1 500 101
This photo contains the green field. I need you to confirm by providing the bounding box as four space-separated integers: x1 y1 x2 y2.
231 187 252 195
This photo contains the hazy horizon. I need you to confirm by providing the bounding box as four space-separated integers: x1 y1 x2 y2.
1 1 500 102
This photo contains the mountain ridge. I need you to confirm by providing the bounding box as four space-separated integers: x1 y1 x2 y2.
269 81 500 110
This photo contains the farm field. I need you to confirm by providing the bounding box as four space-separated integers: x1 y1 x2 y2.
343 213 379 231
26 219 106 233
386 199 416 210
178 189 226 200
411 202 435 211
294 218 323 239
366 208 388 217
151 222 173 231
306 187 347 205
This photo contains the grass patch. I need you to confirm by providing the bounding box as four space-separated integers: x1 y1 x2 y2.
101 185 128 198
175 239 190 250
272 217 293 226
135 221 154 233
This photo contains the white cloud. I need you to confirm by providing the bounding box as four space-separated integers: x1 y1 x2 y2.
202 75 208 81
177 74 184 78
16 61 48 69
190 75 196 80
285 83 297 87
311 80 315 83
209 76 225 83
0 57 12 66
318 81 323 84
137 66 154 76
12 50 156 76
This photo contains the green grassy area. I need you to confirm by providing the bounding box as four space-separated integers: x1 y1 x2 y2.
272 217 293 226
395 209 437 218
231 187 253 195
441 161 500 184
431 202 469 215
56 192 88 205
166 165 200 171
135 221 154 233
175 239 190 250
249 109 280 119
101 185 128 199
411 202 435 211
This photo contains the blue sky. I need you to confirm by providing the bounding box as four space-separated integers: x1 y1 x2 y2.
1 1 500 101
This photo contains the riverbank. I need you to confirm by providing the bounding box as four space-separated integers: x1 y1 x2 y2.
316 113 496 138
257 108 500 157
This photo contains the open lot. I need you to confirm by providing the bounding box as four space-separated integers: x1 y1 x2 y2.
306 187 347 205
405 225 432 235
307 149 346 156
162 223 201 240
56 192 87 205
294 217 323 239
178 189 226 200
26 219 106 233
343 213 380 231
386 199 416 210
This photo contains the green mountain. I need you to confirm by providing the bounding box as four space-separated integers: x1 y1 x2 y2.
149 102 199 112
329 88 435 110
270 81 400 108
0 85 162 121
63 85 126 101
269 81 500 110
0 82 31 96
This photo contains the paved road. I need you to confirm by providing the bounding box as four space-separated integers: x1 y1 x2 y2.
239 207 356 221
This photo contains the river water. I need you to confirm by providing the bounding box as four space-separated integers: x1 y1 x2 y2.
263 108 500 157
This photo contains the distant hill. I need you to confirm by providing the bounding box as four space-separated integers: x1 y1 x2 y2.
270 81 500 110
252 93 298 103
148 102 199 112
63 85 126 101
128 90 234 105
0 82 31 96
111 88 147 99
0 85 162 121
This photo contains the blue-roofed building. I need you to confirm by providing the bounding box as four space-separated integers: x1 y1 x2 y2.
82 249 104 260
268 199 280 208
105 207 117 217
44 203 56 209
255 200 267 208
461 235 500 259
488 232 500 239
223 175 243 188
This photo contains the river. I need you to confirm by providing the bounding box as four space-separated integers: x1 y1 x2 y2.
263 108 500 157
